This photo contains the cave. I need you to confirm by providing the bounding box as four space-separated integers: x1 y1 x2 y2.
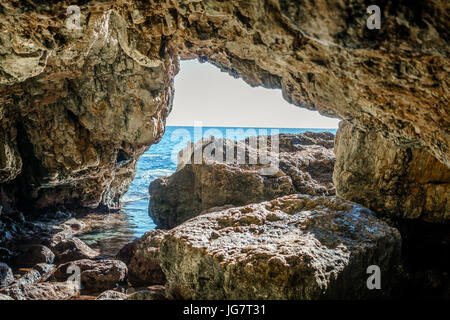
0 0 448 302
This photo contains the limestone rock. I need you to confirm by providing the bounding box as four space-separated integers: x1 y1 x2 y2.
159 194 401 300
127 290 166 300
0 293 13 300
33 263 56 282
333 122 450 222
49 237 102 264
116 230 166 286
95 290 127 300
0 282 79 300
9 263 55 287
11 270 42 287
54 259 128 292
150 133 335 229
14 245 55 268
0 262 14 288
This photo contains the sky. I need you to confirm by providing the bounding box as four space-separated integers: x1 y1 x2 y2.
166 60 340 129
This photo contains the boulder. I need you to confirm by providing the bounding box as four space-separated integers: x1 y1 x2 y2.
10 263 55 287
159 194 401 300
14 245 55 268
0 282 79 300
116 230 166 286
54 259 128 292
95 290 127 300
49 237 102 264
60 218 86 233
127 290 166 301
0 262 14 288
33 263 56 282
150 133 335 229
333 121 450 223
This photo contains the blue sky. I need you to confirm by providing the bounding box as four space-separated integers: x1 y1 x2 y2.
166 60 340 128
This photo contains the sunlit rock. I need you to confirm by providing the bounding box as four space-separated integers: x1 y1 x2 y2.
149 132 335 229
159 194 401 299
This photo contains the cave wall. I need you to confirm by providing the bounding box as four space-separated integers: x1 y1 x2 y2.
0 0 448 213
334 121 450 223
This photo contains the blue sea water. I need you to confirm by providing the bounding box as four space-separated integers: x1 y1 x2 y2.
121 126 337 238
78 126 336 256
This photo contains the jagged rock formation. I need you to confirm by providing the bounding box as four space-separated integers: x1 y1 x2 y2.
0 0 448 215
150 132 335 229
334 121 450 223
159 194 401 300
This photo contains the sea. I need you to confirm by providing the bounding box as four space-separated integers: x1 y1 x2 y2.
78 126 337 256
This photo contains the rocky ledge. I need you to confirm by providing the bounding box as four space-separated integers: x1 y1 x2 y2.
111 194 403 300
0 214 166 300
147 195 400 299
149 132 336 229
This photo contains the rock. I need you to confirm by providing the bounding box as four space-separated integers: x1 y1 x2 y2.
0 282 79 300
159 194 401 300
0 293 13 300
49 237 102 264
12 270 42 287
33 263 56 282
14 245 55 268
0 0 448 216
127 290 166 300
95 290 127 300
10 263 55 287
150 133 335 228
333 121 450 223
0 262 14 288
61 218 86 233
54 259 128 292
116 230 166 286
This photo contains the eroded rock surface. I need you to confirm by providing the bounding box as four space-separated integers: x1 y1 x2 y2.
14 245 55 268
150 133 335 229
0 281 79 300
95 290 127 300
54 259 128 292
0 0 448 215
334 121 450 223
116 229 166 286
159 194 401 300
49 237 102 264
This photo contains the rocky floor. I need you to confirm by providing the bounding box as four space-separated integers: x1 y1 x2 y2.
1 132 449 300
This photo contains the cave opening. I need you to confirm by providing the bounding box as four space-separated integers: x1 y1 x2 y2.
82 59 340 254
